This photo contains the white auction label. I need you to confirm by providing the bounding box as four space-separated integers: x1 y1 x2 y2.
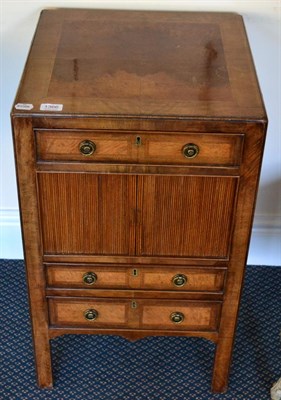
40 103 63 111
15 103 34 110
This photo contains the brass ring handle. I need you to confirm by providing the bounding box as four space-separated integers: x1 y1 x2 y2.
84 309 98 321
172 274 188 287
170 311 185 324
79 140 96 156
182 143 199 159
83 272 97 285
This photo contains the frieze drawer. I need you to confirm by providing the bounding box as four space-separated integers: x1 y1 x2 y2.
36 130 244 167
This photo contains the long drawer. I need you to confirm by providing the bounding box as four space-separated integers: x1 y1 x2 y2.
48 297 221 331
36 129 244 167
46 264 226 292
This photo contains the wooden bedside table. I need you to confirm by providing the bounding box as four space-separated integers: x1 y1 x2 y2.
11 9 267 393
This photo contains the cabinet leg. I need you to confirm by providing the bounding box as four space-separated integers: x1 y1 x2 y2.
33 335 53 388
211 337 234 393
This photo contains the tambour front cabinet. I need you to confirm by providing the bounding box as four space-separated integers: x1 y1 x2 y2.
12 9 267 392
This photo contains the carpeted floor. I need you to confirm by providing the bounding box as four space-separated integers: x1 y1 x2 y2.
1 260 280 399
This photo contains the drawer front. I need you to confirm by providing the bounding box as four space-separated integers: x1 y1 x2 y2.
48 298 131 327
46 265 131 289
141 267 226 292
46 264 226 292
36 130 244 167
140 300 221 331
48 298 221 332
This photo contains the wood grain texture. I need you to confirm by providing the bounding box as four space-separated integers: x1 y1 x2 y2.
31 116 254 133
140 300 221 331
12 117 53 388
37 173 136 256
211 122 267 393
36 129 244 167
46 263 226 292
43 254 229 266
48 327 219 343
48 297 221 332
11 9 267 393
137 175 238 258
11 9 266 119
141 267 226 292
45 288 224 301
38 172 238 259
49 298 132 328
37 161 241 177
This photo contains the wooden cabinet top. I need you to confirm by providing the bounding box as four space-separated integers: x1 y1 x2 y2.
12 9 266 121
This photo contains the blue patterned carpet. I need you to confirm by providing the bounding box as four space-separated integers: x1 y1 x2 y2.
1 260 280 399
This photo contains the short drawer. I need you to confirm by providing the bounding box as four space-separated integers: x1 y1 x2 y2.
46 264 226 292
36 129 244 167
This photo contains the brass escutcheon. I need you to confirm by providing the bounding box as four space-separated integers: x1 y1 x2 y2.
131 300 137 309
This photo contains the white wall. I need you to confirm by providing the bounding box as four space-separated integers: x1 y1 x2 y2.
1 0 280 264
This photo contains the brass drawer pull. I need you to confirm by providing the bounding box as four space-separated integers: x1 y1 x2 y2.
182 143 199 159
83 272 97 285
172 274 188 287
170 311 185 324
79 140 96 156
84 309 98 321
